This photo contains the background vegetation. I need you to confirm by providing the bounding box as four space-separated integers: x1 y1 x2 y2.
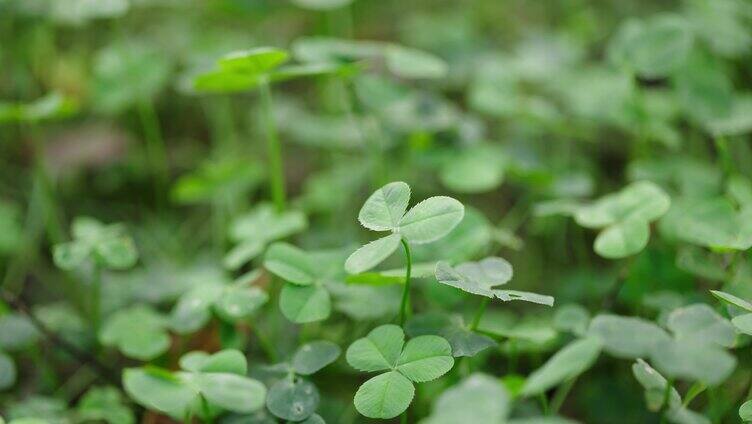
1 0 752 422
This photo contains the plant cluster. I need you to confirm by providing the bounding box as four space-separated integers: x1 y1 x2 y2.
1 0 752 423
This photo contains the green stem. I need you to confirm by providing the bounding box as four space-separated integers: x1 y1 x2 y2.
682 381 706 407
550 377 577 415
27 124 64 244
398 239 413 327
136 99 169 201
539 393 549 415
714 135 734 179
91 265 102 335
659 377 674 424
259 80 286 212
400 411 407 424
470 297 489 331
200 394 213 423
254 323 278 363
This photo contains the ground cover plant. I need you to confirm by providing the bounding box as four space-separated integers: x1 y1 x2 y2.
1 0 752 422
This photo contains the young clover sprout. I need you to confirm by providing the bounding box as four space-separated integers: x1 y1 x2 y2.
194 47 348 212
434 256 554 332
123 349 266 422
345 181 464 325
264 340 340 422
346 324 454 419
52 217 138 333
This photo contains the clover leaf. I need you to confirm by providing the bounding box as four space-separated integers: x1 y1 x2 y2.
345 182 464 274
573 180 670 258
123 350 266 420
659 196 752 250
264 243 347 323
53 217 138 271
521 337 602 397
435 257 554 306
405 312 496 358
225 204 307 270
588 314 670 359
170 273 268 334
99 305 170 361
422 373 510 424
346 324 454 419
631 359 711 424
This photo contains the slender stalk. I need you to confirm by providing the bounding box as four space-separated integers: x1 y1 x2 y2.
682 381 706 407
90 264 102 335
398 239 413 327
27 123 65 244
713 135 734 179
550 377 577 415
259 80 286 212
470 297 490 331
658 377 674 424
539 393 549 415
400 411 408 424
136 98 169 203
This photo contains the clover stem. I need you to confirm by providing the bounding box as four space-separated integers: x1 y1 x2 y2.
259 79 286 212
470 297 489 332
91 264 102 335
136 98 169 207
550 376 577 415
398 238 413 327
27 123 65 245
714 135 735 180
658 377 674 424
200 394 213 423
401 411 408 424
682 381 706 407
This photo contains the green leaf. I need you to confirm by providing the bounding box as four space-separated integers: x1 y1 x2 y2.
405 313 496 358
291 0 353 10
711 290 752 313
180 349 247 374
123 368 197 418
659 196 752 250
346 272 405 286
399 196 465 244
588 314 670 359
264 243 317 285
223 240 264 271
266 379 319 421
632 359 681 412
732 314 752 335
741 399 752 421
99 306 170 361
357 181 411 232
575 181 670 229
422 373 510 424
521 337 602 396
193 373 267 413
0 314 39 351
593 218 650 259
494 290 555 306
279 284 331 323
434 258 511 298
650 338 735 385
230 205 307 244
384 46 448 79
292 341 341 376
215 286 268 322
395 335 454 382
553 305 591 337
170 284 223 334
609 14 693 78
346 324 404 372
344 233 402 274
52 242 90 271
353 371 414 419
218 47 289 74
76 386 135 424
439 145 505 193
0 351 16 390
94 236 138 270
667 304 736 347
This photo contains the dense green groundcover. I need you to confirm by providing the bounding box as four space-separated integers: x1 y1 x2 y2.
1 0 752 422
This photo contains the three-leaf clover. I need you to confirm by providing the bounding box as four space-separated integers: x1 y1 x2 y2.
193 47 346 94
435 256 554 306
345 181 464 274
170 272 269 334
53 217 138 271
264 242 345 323
123 349 266 420
573 180 670 258
225 204 307 270
99 305 170 361
346 324 454 419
